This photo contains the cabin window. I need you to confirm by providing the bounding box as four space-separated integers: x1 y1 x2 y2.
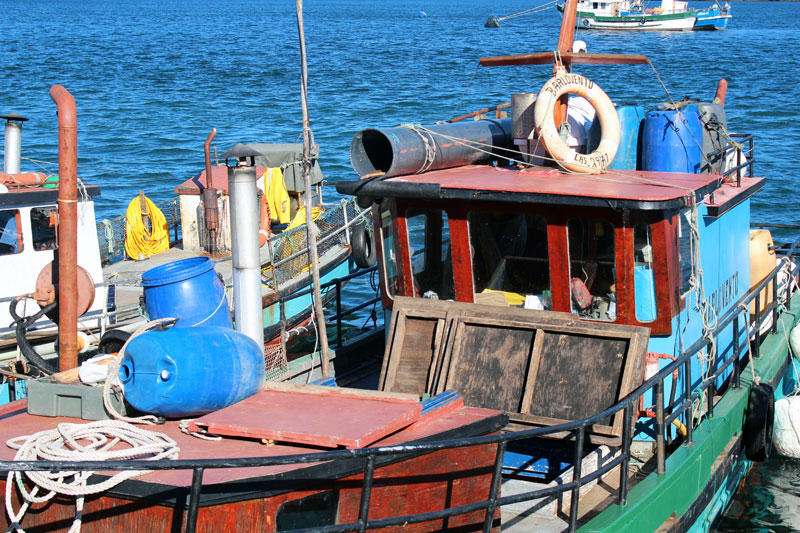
406 208 454 300
468 212 550 307
678 209 694 297
31 207 58 251
593 2 599 8
0 209 23 255
567 218 616 321
276 491 338 531
634 224 657 322
379 207 398 297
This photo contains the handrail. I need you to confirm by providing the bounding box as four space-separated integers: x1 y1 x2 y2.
4 240 798 533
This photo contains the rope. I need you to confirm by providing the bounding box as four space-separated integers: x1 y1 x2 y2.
5 420 179 533
123 195 169 259
496 0 559 21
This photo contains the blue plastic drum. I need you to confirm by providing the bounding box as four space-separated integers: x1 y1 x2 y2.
642 106 703 174
119 325 265 417
141 257 232 328
609 105 645 171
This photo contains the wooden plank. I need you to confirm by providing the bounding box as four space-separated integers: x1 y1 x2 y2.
479 52 650 67
263 382 419 403
520 329 545 414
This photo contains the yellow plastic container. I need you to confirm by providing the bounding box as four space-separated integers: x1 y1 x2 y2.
749 229 776 315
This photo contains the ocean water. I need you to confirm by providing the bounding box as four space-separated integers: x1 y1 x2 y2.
1 0 799 529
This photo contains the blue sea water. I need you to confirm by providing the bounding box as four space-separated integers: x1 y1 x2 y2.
1 0 799 529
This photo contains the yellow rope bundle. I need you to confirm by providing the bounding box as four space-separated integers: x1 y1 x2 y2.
124 195 169 259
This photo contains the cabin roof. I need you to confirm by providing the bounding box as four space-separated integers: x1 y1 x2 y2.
0 185 100 207
337 165 726 210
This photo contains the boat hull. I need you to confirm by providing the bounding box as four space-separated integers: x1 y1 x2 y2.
574 10 697 30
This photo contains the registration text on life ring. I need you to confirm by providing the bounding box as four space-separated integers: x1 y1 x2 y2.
533 70 620 174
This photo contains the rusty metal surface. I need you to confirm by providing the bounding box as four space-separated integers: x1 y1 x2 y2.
191 388 422 449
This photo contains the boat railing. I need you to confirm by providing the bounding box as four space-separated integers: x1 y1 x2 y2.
273 264 381 348
705 132 755 185
3 237 798 533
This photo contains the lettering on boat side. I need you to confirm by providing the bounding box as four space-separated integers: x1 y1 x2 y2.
708 271 739 316
544 73 594 99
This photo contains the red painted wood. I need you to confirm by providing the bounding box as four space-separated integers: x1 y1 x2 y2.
616 225 634 325
173 166 269 196
386 165 719 204
0 407 502 533
448 215 475 302
547 222 571 313
190 389 422 449
479 52 650 67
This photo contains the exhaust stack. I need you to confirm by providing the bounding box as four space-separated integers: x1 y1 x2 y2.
2 113 28 174
222 143 264 353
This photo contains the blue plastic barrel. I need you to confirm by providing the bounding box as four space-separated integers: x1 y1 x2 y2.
119 326 265 417
609 105 644 171
642 106 703 174
141 257 232 328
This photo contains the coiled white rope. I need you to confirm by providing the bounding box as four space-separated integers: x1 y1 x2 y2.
5 420 179 533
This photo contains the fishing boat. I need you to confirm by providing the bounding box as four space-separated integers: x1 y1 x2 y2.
0 112 374 400
0 1 796 532
333 0 797 529
558 0 730 31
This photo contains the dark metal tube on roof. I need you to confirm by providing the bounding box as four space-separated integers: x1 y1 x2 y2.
349 118 514 178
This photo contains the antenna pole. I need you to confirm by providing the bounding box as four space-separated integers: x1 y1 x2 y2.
296 0 331 376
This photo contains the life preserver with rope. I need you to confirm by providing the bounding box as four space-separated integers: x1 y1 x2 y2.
0 171 50 185
259 187 271 247
124 195 169 259
533 68 620 174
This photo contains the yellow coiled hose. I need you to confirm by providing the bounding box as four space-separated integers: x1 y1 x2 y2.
124 196 169 259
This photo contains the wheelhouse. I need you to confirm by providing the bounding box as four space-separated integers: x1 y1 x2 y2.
340 164 762 339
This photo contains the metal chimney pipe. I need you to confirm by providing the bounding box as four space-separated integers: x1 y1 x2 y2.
202 128 219 254
49 85 79 371
222 143 264 352
2 113 29 175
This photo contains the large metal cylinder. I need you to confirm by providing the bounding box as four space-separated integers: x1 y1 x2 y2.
3 117 23 174
225 145 264 353
349 118 513 178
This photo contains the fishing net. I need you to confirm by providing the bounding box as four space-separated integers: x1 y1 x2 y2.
265 197 366 286
263 342 289 382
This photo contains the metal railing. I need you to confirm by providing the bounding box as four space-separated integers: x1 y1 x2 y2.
3 236 798 533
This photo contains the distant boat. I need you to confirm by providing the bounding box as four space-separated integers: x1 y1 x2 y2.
558 0 730 31
693 2 732 30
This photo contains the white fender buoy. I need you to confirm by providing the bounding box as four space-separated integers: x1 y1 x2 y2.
774 396 800 458
533 69 620 173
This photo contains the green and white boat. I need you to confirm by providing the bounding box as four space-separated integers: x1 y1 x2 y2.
559 0 697 30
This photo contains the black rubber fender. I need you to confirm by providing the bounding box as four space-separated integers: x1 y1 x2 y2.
743 382 775 462
351 222 376 269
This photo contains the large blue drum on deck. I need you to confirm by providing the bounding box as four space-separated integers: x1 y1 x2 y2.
642 106 703 174
141 257 232 328
609 105 644 171
119 326 265 417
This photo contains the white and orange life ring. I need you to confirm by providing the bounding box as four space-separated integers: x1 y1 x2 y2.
0 171 49 185
533 70 620 174
258 186 271 247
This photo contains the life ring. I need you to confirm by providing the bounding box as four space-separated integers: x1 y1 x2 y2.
0 171 49 185
533 69 620 173
743 383 775 462
351 221 376 269
258 188 271 247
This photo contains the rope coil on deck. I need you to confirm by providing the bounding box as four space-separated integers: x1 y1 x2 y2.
124 195 169 260
5 420 179 533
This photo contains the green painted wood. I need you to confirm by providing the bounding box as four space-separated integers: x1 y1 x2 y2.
583 293 800 532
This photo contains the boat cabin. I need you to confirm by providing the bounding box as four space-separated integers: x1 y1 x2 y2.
339 165 762 342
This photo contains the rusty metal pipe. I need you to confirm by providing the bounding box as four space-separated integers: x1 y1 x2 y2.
49 85 78 372
203 128 219 254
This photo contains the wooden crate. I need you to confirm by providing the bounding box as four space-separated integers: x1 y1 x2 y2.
380 297 649 446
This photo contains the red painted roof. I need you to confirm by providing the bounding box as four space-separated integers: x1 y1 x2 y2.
385 165 724 203
174 165 268 195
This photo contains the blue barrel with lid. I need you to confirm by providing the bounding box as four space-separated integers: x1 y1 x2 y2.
119 325 265 417
141 257 232 328
642 105 703 174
